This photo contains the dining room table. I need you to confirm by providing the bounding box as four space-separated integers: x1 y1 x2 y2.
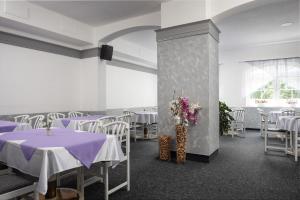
276 115 300 156
51 115 106 130
134 111 158 138
0 128 125 200
0 120 31 133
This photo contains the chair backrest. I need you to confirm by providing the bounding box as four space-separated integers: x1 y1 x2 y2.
232 109 245 122
281 110 295 116
123 111 138 124
47 112 65 126
97 116 116 126
79 120 101 133
28 115 45 129
68 111 84 118
100 121 130 144
115 114 131 124
14 115 29 123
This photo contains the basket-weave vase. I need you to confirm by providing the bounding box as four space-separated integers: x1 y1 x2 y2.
176 125 187 164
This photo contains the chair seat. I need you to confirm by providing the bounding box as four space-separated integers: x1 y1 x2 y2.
267 127 284 132
0 174 34 194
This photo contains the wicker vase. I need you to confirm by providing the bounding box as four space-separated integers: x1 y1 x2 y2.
159 135 171 161
176 124 187 164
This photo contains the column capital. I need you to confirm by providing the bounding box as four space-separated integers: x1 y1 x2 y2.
156 19 220 43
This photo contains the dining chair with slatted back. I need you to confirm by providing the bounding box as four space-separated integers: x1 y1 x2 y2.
100 121 130 200
230 109 245 137
47 112 65 127
28 115 45 129
68 111 84 118
79 120 101 133
122 111 143 142
281 110 295 116
115 114 131 125
257 108 267 137
97 116 116 127
0 174 36 199
14 114 30 123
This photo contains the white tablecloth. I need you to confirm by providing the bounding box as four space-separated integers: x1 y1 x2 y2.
269 111 282 123
0 131 124 194
135 111 158 124
276 116 300 132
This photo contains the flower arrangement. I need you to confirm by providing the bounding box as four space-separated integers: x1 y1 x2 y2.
169 91 201 126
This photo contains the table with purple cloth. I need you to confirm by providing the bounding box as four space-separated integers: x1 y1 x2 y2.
0 120 31 132
51 115 106 130
0 128 125 196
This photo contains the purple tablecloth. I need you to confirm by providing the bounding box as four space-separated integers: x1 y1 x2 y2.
61 115 105 127
0 128 106 168
0 120 17 133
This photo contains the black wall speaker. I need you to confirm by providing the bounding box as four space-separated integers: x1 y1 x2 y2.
100 45 113 61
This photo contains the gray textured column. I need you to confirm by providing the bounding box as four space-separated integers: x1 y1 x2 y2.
156 19 220 161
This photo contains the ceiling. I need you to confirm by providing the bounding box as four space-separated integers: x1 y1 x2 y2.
31 0 163 26
217 0 300 50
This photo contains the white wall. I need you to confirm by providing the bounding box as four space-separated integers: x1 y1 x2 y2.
219 41 300 107
161 0 207 28
0 43 81 114
106 65 157 109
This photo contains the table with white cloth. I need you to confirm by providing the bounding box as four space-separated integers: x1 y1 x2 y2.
51 115 106 130
134 111 158 139
135 111 158 124
268 111 283 123
276 115 300 156
0 128 125 199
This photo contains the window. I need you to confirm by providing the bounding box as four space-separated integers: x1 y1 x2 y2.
245 58 300 107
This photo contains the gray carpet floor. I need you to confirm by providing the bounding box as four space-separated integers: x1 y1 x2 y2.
64 131 300 200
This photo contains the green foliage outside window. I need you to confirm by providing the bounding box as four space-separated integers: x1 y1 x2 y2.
250 81 300 99
250 81 274 99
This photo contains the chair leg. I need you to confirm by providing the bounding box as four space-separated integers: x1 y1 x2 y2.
295 133 298 162
285 132 288 154
104 162 109 200
127 154 130 191
264 132 267 152
77 167 84 200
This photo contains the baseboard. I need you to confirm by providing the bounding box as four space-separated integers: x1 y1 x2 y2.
170 149 218 163
246 128 260 131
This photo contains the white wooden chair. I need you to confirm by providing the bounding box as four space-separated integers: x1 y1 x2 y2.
257 108 267 137
28 115 45 129
0 173 36 199
100 121 130 200
281 109 295 116
79 120 101 133
123 111 143 142
47 112 65 127
229 109 245 137
261 114 287 153
68 111 84 118
97 116 116 126
289 118 300 162
14 114 29 123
